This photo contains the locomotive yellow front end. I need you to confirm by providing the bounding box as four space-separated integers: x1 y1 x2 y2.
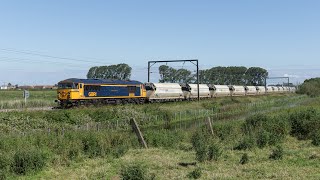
56 80 83 107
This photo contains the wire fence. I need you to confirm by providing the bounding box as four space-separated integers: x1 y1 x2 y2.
9 95 307 137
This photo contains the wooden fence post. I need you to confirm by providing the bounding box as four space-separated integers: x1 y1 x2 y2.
206 117 214 136
130 118 148 148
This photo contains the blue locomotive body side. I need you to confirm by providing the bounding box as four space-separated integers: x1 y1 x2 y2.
83 85 141 97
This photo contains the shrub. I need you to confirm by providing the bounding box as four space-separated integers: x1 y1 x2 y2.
234 135 256 150
145 130 183 148
202 101 219 111
0 153 11 173
120 163 148 180
256 131 269 148
11 148 47 175
0 170 6 180
311 132 320 146
208 143 222 161
112 145 128 158
187 167 202 179
81 133 105 158
269 145 284 160
239 153 249 165
242 114 268 135
241 114 290 148
289 108 319 140
191 130 209 162
213 123 238 141
297 78 320 97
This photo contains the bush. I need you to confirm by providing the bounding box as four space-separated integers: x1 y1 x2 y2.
256 131 269 148
289 108 320 140
112 145 128 158
11 148 47 175
82 133 105 158
187 167 202 179
191 130 209 162
241 114 290 148
0 170 6 180
145 130 183 148
0 153 11 173
120 163 149 180
269 145 284 160
202 101 219 111
208 143 222 161
239 153 249 165
234 136 256 150
311 132 320 146
242 114 268 135
297 78 320 97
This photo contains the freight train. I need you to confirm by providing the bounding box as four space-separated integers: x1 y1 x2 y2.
56 78 296 108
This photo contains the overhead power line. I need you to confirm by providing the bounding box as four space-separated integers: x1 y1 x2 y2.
0 48 113 65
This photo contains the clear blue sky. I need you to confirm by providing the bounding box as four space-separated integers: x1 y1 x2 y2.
0 0 319 85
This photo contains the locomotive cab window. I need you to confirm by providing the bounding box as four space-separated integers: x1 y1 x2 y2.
58 83 74 89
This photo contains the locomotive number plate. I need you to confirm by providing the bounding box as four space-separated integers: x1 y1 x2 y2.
88 92 97 97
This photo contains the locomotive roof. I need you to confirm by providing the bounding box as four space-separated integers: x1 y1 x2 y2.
59 78 142 85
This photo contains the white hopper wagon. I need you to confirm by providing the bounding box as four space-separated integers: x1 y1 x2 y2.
245 86 258 95
256 86 266 95
182 84 211 99
230 85 246 96
145 83 183 102
283 87 289 92
266 86 274 94
290 87 296 93
278 86 284 93
209 85 231 97
270 86 280 93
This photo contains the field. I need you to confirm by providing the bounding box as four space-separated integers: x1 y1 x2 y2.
0 92 319 179
0 90 56 109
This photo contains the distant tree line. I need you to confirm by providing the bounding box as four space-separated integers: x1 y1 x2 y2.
87 63 132 80
297 78 320 97
86 63 268 85
159 65 268 85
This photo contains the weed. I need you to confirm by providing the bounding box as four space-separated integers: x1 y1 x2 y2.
187 167 202 179
239 153 249 165
289 108 319 140
256 131 269 148
234 135 256 150
269 145 284 160
120 163 149 180
11 148 47 175
208 143 222 161
311 132 320 146
191 130 209 162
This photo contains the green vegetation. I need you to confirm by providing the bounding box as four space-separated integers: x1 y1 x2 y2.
0 90 56 109
187 167 202 179
297 77 320 97
0 94 319 179
159 65 268 85
87 63 132 80
120 163 153 180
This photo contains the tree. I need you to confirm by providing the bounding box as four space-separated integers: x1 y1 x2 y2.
244 67 268 86
198 66 268 85
159 65 193 83
298 78 320 97
87 63 132 80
